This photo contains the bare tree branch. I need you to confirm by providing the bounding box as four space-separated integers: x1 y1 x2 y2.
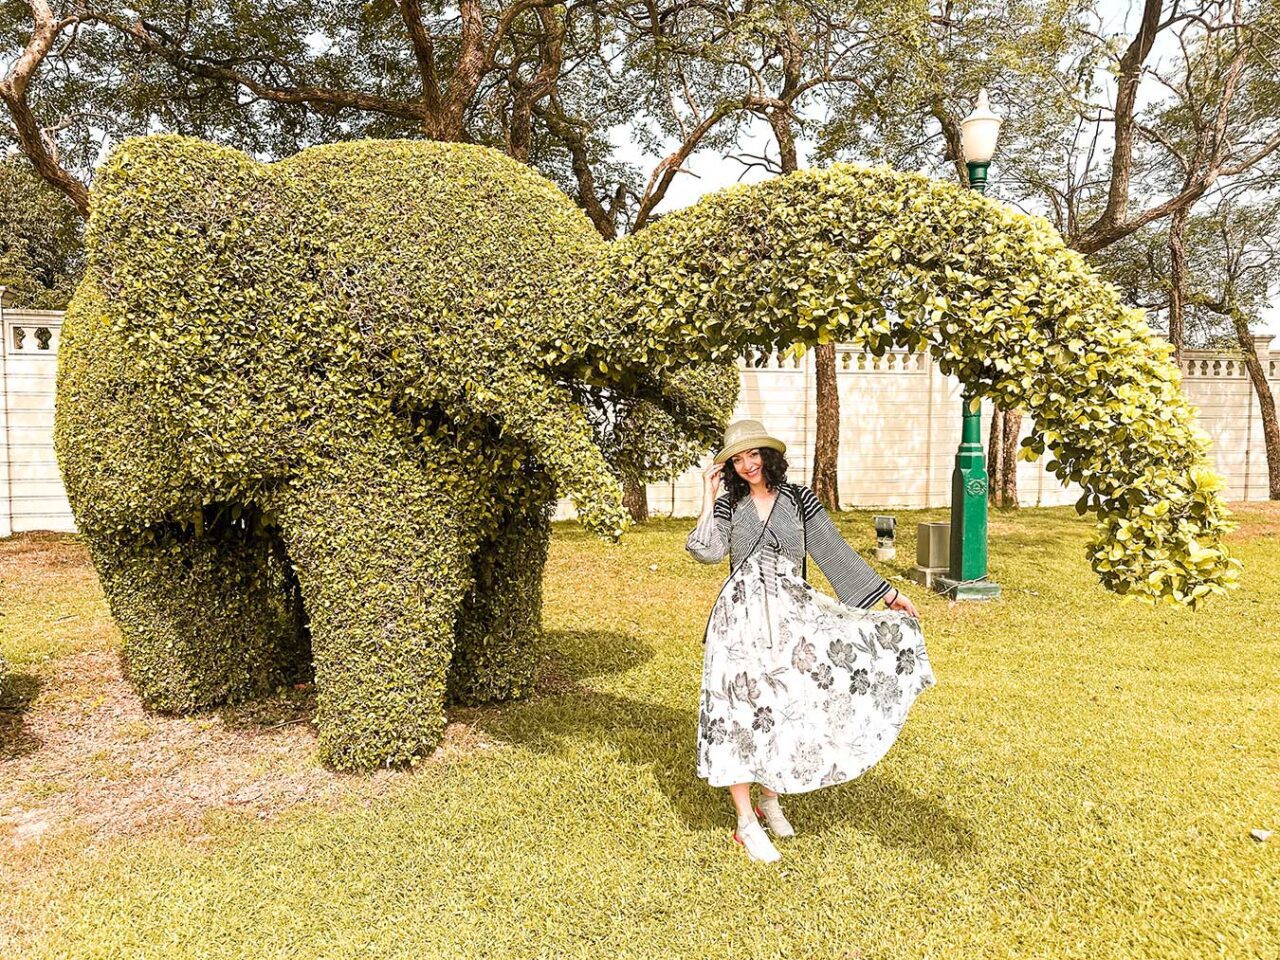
398 0 443 114
0 2 89 215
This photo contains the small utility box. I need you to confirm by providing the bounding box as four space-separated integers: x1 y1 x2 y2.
907 522 951 589
873 515 897 561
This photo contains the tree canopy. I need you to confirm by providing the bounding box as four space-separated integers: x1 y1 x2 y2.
0 158 82 307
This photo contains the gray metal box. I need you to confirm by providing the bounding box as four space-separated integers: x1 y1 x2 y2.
917 522 951 568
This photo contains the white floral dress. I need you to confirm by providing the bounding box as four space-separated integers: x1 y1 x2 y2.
690 485 935 793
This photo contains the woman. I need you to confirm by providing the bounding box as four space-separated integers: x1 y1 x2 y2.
687 419 935 863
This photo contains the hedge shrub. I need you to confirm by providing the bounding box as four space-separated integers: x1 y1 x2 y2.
56 137 1236 769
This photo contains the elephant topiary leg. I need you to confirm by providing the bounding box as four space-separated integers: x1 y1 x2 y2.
87 519 309 713
449 494 553 705
273 433 486 770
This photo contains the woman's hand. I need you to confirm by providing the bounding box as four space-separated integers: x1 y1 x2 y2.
702 461 724 501
883 586 920 619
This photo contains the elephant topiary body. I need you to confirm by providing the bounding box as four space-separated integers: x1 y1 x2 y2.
56 136 1238 770
57 138 658 768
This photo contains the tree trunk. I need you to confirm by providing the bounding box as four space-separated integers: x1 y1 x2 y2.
622 477 649 523
812 342 841 509
1229 313 1280 499
764 105 843 509
1001 411 1021 508
622 478 650 522
1168 206 1189 364
986 408 1023 508
986 400 1022 504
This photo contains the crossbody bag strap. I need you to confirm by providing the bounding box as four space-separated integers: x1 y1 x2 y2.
704 494 777 646
768 482 808 581
789 483 808 581
802 498 808 581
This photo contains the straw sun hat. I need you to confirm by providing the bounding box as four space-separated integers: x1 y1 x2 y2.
713 419 787 464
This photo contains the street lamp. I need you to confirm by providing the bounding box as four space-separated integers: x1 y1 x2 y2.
936 89 1003 601
959 88 1002 194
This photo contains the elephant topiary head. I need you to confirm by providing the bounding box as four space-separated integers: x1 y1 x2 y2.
55 136 1238 769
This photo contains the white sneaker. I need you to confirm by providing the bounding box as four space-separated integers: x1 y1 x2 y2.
733 820 781 862
755 798 796 838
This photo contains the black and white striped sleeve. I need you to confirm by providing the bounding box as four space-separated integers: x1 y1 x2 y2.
686 496 733 564
796 485 892 608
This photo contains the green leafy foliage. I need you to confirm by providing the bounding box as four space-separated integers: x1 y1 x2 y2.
55 137 1236 769
0 160 84 308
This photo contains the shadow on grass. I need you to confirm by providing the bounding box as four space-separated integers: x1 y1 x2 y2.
203 626 657 736
536 627 656 681
0 671 43 760
216 683 318 732
477 628 976 862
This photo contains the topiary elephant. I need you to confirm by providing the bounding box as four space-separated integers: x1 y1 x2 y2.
56 136 1239 770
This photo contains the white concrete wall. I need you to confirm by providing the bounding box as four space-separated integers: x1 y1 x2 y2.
565 336 1280 520
0 296 72 536
1179 346 1280 502
1 294 1276 535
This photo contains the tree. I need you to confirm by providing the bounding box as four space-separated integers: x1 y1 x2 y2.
0 157 82 307
524 0 918 515
1101 192 1280 499
0 1 590 214
1007 0 1280 502
814 1 1280 507
1070 1 1280 498
0 1 748 522
1067 0 1278 362
660 0 915 509
1190 198 1280 499
1049 1 1280 258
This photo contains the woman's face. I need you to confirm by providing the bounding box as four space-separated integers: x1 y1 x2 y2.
731 448 764 485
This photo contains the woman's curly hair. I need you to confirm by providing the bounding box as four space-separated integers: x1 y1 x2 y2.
722 447 790 505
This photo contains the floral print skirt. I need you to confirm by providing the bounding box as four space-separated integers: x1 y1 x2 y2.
697 552 935 794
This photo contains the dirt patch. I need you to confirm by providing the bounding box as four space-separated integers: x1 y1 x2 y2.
1225 500 1280 540
0 530 92 572
0 649 510 853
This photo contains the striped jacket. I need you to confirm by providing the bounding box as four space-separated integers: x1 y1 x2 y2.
686 481 892 609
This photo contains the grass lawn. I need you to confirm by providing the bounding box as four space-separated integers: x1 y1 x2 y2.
1 504 1277 959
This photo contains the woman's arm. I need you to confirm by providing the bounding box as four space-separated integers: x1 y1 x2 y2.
686 462 731 564
797 486 893 609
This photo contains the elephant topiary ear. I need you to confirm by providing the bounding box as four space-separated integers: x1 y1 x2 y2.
87 135 283 322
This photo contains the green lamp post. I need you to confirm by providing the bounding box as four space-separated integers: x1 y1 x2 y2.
936 88 1003 601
